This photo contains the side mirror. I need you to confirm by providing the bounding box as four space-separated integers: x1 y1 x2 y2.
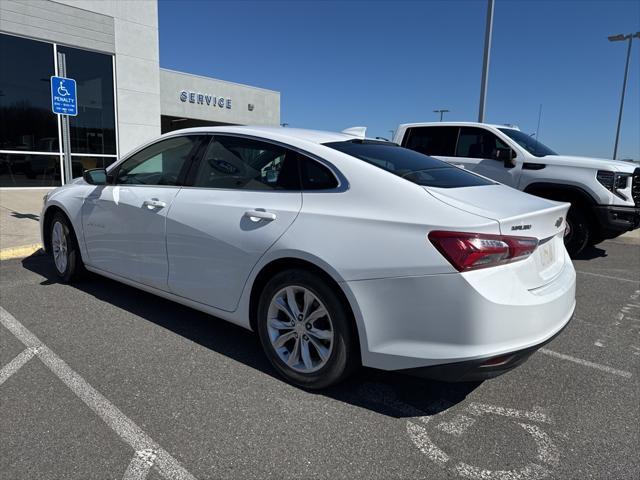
83 168 108 185
495 148 516 168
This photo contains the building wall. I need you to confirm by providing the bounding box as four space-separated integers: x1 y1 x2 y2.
0 0 115 53
52 0 162 156
160 69 280 127
0 0 162 156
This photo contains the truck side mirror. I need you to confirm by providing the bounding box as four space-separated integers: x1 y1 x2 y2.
495 148 516 168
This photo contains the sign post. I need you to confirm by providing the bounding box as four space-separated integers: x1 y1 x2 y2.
51 52 76 184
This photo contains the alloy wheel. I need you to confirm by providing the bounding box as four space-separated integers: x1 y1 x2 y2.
267 286 334 373
51 221 68 274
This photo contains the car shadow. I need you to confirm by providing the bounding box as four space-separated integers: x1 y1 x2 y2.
21 253 480 419
573 244 608 260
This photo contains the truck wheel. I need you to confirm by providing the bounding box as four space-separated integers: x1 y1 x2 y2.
564 207 590 256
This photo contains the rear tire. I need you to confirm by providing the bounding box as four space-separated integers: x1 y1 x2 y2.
50 212 84 282
564 206 591 256
256 269 358 389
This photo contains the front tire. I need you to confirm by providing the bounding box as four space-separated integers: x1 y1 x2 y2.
50 212 84 282
564 206 591 256
257 269 358 389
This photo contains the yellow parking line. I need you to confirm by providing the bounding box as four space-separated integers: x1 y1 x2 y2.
0 244 43 261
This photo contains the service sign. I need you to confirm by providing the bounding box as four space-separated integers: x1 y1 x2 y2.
180 90 232 109
51 76 78 116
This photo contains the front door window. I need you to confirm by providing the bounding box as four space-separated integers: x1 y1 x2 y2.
115 136 201 186
456 127 509 159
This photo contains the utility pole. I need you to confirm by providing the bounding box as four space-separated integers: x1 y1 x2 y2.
433 109 450 121
608 32 639 160
535 104 542 139
478 0 494 123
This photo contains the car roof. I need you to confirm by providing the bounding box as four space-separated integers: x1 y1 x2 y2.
161 125 369 145
397 122 519 130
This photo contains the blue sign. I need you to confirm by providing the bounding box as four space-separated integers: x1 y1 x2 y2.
51 76 77 116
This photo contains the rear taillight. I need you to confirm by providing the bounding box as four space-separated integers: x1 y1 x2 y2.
428 231 538 272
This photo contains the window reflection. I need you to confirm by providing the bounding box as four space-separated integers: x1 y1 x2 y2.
58 46 116 155
0 153 61 187
0 34 58 152
71 156 117 179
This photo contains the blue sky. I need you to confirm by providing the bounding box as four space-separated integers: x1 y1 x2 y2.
159 0 640 160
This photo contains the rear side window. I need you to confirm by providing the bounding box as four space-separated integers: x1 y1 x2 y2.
192 136 300 190
325 140 494 188
298 154 338 190
402 126 458 156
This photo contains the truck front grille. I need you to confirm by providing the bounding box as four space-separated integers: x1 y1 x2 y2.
633 168 640 206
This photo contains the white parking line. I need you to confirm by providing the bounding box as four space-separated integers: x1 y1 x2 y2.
123 449 158 480
539 348 632 379
466 403 552 424
576 270 639 284
0 347 38 386
0 306 196 480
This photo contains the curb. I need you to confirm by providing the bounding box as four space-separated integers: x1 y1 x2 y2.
0 244 43 261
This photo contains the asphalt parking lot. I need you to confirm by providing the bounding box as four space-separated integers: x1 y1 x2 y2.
1 237 638 480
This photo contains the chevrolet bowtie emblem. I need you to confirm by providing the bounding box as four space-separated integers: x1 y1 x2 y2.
555 217 563 228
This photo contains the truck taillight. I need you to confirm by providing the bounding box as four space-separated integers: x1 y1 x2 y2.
428 231 538 272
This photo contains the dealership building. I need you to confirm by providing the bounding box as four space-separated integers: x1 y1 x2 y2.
0 0 281 188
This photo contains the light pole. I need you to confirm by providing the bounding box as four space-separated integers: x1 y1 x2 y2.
608 32 640 160
478 0 494 122
433 109 450 121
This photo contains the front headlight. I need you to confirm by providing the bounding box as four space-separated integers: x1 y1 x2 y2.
597 170 631 200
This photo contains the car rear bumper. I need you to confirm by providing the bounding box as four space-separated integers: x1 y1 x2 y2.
345 252 576 374
397 313 571 382
594 205 640 234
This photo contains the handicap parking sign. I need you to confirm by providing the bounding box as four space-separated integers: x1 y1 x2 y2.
51 76 77 116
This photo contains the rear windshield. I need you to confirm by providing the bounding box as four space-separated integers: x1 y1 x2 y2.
325 140 494 188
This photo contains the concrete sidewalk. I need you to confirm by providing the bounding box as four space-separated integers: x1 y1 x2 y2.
0 189 46 259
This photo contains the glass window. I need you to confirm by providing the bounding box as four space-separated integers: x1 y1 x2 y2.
193 136 300 190
298 154 338 190
116 136 200 186
57 46 116 155
325 140 493 188
0 153 61 187
402 126 458 156
0 34 58 152
456 127 509 159
498 128 557 157
71 156 117 179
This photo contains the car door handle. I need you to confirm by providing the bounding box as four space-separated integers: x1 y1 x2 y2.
244 209 276 222
142 198 167 209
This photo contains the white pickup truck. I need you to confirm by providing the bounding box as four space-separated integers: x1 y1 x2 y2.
393 122 639 255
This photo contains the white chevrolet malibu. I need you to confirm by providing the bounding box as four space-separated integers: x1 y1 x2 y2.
41 127 576 388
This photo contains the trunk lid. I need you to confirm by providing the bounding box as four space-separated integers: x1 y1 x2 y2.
424 184 570 288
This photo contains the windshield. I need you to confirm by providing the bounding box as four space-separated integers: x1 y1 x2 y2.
498 128 557 157
324 140 494 188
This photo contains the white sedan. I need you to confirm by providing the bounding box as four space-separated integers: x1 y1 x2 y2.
41 126 576 389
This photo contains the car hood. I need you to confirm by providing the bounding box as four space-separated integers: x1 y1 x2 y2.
543 155 637 172
423 184 570 240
